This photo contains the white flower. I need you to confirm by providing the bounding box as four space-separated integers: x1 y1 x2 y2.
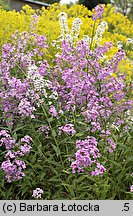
83 35 92 44
56 12 82 44
32 188 44 199
59 12 68 36
126 38 133 45
116 41 123 49
71 18 82 38
49 91 58 100
94 21 108 45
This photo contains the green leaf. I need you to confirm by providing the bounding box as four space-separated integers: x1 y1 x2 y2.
12 132 17 140
51 143 60 156
12 125 25 133
52 130 57 137
40 172 46 181
76 132 84 137
21 187 29 196
49 176 61 182
75 175 87 183
61 183 75 197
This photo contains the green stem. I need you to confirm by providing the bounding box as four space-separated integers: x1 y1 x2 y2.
41 104 63 165
90 21 96 50
41 105 57 145
72 97 77 143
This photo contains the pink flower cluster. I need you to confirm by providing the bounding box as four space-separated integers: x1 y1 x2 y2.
0 30 49 125
59 124 76 135
92 4 104 21
0 7 132 178
0 130 32 182
70 136 106 175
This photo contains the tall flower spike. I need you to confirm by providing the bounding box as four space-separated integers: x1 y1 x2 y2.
71 18 82 39
29 14 39 32
58 12 69 38
92 4 104 21
94 21 108 45
83 35 92 45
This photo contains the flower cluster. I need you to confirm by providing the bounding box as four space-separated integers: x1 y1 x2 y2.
0 5 132 189
32 188 44 199
59 12 69 37
94 21 108 45
0 30 49 124
59 124 76 135
0 130 16 149
56 12 82 44
0 3 132 82
38 125 50 137
18 98 36 119
29 14 39 32
27 63 51 107
92 4 104 21
106 138 116 153
0 130 32 182
71 18 82 39
70 136 106 175
49 105 58 117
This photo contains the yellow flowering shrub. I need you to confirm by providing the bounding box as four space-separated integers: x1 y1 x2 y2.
0 3 132 80
0 3 132 46
103 4 133 37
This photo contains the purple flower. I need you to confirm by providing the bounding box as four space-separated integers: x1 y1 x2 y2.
18 98 36 118
0 16 132 181
20 144 32 154
0 131 32 182
38 60 50 76
0 130 10 137
49 105 58 117
70 136 105 175
92 4 104 21
1 159 26 183
91 162 106 176
0 130 16 150
106 138 116 153
5 150 15 159
38 125 50 137
59 124 76 135
21 135 32 144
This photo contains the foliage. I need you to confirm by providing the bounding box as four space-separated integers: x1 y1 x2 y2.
0 0 10 10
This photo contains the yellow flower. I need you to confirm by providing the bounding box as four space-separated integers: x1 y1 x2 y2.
0 3 132 81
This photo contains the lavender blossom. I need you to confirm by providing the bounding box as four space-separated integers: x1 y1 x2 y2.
92 4 104 21
21 135 33 144
70 136 105 175
38 125 50 137
0 131 32 182
59 124 76 135
1 159 26 183
0 130 16 150
49 105 58 117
